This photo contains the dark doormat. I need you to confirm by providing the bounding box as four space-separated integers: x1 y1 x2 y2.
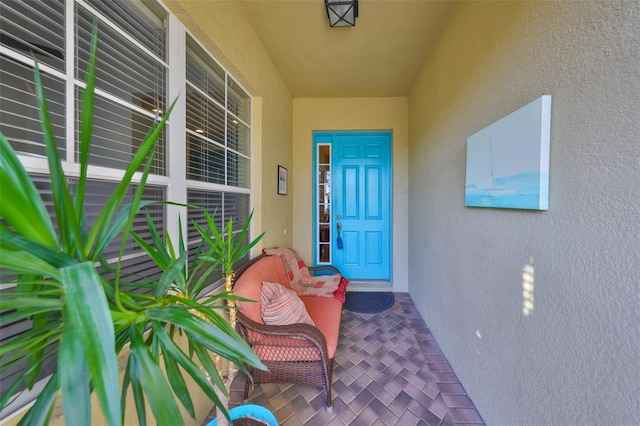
343 291 395 314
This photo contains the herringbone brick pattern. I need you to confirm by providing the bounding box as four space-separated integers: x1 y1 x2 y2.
206 293 484 425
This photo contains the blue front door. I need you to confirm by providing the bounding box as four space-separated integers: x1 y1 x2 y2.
313 131 392 280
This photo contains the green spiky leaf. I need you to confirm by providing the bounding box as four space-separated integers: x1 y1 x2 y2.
61 262 120 426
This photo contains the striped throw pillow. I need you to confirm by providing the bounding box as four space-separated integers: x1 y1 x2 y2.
260 281 315 326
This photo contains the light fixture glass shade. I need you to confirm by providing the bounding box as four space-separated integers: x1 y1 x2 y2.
325 0 358 27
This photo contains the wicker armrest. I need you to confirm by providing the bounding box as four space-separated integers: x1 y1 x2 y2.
236 311 330 362
308 265 342 276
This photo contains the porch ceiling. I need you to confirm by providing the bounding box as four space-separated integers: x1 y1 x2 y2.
240 0 455 98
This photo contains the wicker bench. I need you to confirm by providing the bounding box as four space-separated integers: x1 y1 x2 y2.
233 253 346 412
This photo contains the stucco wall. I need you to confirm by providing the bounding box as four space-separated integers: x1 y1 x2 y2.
292 98 409 291
408 1 639 424
166 0 294 250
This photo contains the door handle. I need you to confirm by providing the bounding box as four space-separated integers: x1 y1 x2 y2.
336 222 344 249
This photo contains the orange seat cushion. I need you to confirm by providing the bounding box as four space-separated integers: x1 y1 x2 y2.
301 296 343 359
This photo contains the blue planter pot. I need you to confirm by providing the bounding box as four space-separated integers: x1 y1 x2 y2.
206 404 277 426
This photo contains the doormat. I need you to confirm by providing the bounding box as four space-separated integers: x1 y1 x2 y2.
343 292 395 314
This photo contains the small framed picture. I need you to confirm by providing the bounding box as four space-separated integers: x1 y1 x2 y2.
277 165 288 195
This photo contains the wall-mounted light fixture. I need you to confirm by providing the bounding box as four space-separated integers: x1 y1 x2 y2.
325 0 358 27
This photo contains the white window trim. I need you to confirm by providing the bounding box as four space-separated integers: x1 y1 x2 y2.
166 13 187 252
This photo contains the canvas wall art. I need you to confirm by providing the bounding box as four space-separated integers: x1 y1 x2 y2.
465 95 552 210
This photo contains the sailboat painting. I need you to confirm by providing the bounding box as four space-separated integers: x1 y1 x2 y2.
465 95 552 210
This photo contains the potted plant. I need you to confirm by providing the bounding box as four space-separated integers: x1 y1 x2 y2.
195 209 265 425
0 26 266 425
136 208 267 426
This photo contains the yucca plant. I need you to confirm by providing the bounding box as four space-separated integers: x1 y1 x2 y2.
0 25 265 425
194 210 264 422
136 208 264 425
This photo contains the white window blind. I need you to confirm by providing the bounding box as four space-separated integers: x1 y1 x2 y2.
75 1 167 174
0 0 66 158
184 34 253 277
185 35 252 189
186 189 251 270
0 0 66 72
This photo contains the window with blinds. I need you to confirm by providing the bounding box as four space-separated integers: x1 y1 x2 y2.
186 35 251 188
185 35 253 269
75 0 167 174
0 0 168 413
186 189 251 279
0 0 253 418
0 0 66 158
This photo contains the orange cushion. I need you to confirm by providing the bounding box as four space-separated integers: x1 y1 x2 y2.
235 255 290 324
301 296 343 359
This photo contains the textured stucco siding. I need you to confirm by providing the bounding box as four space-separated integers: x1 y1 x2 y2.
408 1 640 424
